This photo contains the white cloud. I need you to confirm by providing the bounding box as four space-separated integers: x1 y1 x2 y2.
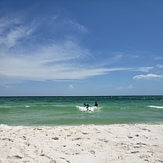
69 84 74 89
116 85 135 90
3 13 159 86
0 46 132 85
0 14 135 86
153 56 162 61
133 74 163 80
0 19 35 56
0 54 109 81
136 67 153 72
108 67 131 72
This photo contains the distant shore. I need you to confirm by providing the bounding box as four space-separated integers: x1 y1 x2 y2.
0 124 163 163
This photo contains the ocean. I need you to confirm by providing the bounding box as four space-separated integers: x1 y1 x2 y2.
0 96 163 126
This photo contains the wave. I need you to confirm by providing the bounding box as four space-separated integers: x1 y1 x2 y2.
76 106 101 112
0 124 11 129
148 105 163 109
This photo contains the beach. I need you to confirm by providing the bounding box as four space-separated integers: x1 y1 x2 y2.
0 96 163 162
0 124 163 163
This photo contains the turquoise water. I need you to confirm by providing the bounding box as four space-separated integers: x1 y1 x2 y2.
0 96 163 126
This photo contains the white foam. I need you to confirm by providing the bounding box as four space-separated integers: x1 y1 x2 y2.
0 124 11 129
76 106 101 112
148 105 163 109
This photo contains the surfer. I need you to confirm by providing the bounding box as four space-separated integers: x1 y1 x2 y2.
84 103 89 111
87 104 90 110
94 101 98 107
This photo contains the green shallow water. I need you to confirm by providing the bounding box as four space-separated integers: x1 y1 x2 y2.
0 96 163 126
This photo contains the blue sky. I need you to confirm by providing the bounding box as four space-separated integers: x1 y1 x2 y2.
0 0 163 96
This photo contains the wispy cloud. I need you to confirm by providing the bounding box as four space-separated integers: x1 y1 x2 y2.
153 56 162 61
115 85 135 90
135 67 154 72
1 12 161 86
1 12 140 86
156 64 163 69
0 41 109 83
133 74 163 80
0 16 36 56
68 20 88 33
0 14 109 85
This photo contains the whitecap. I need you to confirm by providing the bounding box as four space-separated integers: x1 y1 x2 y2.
76 106 100 112
148 105 163 109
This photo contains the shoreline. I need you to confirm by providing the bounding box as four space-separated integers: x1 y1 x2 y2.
0 124 163 163
1 122 163 128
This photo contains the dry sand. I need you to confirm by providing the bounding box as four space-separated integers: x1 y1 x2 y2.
0 124 163 163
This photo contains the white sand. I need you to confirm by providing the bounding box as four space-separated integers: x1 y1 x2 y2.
0 124 163 163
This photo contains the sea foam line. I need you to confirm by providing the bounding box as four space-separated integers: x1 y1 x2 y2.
148 105 163 109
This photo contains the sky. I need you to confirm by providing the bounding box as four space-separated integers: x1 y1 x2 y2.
0 0 163 96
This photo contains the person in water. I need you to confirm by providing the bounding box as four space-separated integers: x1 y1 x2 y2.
84 103 89 110
94 101 98 107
